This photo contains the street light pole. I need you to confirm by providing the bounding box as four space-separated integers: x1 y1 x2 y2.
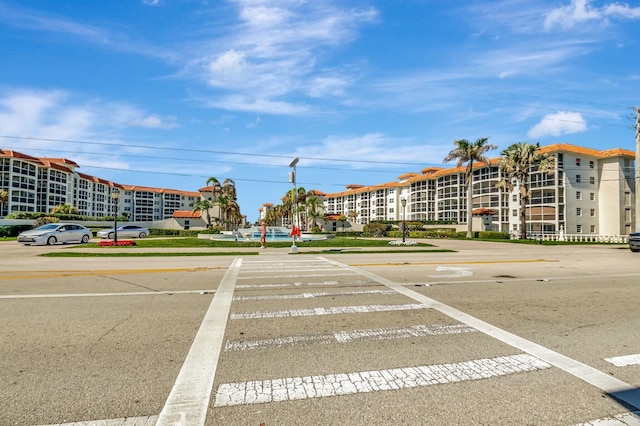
401 198 407 243
289 157 299 253
111 189 120 245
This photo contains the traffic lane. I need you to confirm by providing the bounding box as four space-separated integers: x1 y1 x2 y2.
417 274 640 389
0 268 229 296
0 291 212 426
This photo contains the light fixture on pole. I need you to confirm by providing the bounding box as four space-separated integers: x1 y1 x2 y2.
111 189 120 244
288 157 299 253
401 197 407 243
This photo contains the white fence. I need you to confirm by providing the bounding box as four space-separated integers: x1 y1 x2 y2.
524 233 629 243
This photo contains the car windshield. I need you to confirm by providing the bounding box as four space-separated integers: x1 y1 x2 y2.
35 224 60 230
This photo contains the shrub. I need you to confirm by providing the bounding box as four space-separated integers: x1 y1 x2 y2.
363 222 389 237
478 231 510 240
34 216 60 227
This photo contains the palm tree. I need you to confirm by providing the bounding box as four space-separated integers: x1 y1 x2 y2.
497 142 555 239
305 194 323 230
216 194 230 229
443 137 497 239
206 177 222 221
192 200 213 228
348 210 358 223
0 189 8 216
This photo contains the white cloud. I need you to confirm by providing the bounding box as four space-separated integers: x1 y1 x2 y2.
188 1 377 114
143 0 160 6
527 111 587 138
544 0 640 30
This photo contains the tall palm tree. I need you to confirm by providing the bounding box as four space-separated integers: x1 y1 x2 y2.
497 142 555 239
192 200 213 228
305 194 323 230
443 137 497 239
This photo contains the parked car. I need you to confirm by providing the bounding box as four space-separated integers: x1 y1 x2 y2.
630 232 640 252
97 225 149 239
17 223 92 246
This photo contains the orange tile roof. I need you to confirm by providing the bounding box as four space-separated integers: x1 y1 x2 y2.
172 210 201 218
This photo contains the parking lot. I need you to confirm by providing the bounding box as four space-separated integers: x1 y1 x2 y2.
1 240 639 425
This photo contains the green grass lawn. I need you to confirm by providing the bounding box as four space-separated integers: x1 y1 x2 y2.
41 237 454 257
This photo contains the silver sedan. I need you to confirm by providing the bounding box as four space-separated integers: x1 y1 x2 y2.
17 223 93 246
97 225 149 239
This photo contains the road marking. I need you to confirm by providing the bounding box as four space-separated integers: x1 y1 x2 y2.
321 257 640 411
0 267 220 281
605 354 640 367
230 303 426 319
576 411 640 425
155 258 242 426
233 289 396 301
427 266 474 278
37 415 159 426
236 272 357 279
350 259 556 267
0 289 216 299
213 353 550 407
235 279 373 289
224 324 476 351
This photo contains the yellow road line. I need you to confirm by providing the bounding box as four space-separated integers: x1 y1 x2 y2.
349 259 556 266
0 266 224 280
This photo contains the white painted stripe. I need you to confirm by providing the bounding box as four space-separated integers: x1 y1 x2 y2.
230 303 426 319
320 257 640 411
224 324 476 351
235 279 373 289
576 411 640 425
37 415 159 426
156 258 242 426
605 354 640 367
213 353 550 407
233 289 395 301
0 290 215 299
237 272 357 279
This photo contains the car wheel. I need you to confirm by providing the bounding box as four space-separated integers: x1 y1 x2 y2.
47 236 56 246
139 232 147 238
82 235 90 243
631 248 640 253
108 232 114 239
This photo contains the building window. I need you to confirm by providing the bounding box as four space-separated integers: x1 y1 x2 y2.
590 225 596 233
576 191 581 200
576 207 582 216
512 194 517 202
590 176 595 184
590 192 595 201
512 209 517 217
576 158 581 166
577 224 582 233
590 209 595 217
589 160 594 168
576 175 581 183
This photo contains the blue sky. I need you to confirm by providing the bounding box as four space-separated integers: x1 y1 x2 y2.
1 0 639 222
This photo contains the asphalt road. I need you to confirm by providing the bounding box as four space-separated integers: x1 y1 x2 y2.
1 239 639 426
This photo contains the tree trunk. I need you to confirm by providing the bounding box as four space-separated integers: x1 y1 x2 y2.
519 193 528 239
466 175 473 239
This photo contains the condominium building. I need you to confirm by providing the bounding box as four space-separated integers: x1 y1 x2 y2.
0 149 201 221
322 144 636 237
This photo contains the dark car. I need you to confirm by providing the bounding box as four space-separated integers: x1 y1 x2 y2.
630 232 640 252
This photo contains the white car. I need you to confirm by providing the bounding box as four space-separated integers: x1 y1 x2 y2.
17 223 93 246
97 225 149 239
